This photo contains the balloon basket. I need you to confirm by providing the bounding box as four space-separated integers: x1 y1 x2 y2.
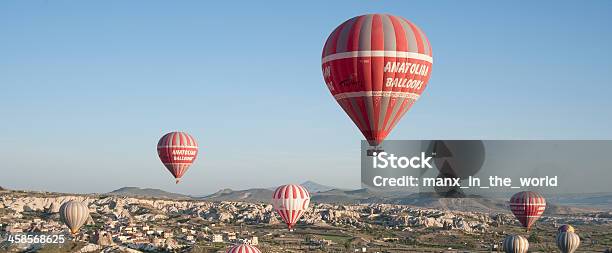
367 147 384 156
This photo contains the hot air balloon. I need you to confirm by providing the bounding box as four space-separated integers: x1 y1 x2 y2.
509 191 546 231
59 201 89 235
157 131 198 184
502 235 529 253
558 224 575 233
321 14 433 149
272 184 310 231
226 243 261 253
557 231 580 253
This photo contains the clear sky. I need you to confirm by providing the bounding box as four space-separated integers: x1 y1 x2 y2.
1 1 611 195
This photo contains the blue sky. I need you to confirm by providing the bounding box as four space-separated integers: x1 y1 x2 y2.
1 1 611 195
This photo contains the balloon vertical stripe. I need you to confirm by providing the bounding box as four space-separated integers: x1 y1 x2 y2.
226 244 261 253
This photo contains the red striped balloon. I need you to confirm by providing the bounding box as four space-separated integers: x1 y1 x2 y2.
509 191 546 231
226 244 261 253
157 131 198 184
322 14 433 147
272 184 311 230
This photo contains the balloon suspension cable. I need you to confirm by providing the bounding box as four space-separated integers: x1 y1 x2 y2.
374 144 384 152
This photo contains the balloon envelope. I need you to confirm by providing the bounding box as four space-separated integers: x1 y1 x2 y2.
226 244 261 253
509 191 546 230
502 235 529 253
59 201 89 234
557 231 580 253
157 131 198 183
558 224 575 233
272 184 310 230
321 14 433 147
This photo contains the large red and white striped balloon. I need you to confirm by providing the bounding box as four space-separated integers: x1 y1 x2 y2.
322 14 433 147
226 244 261 253
272 184 311 230
509 191 546 230
157 131 198 184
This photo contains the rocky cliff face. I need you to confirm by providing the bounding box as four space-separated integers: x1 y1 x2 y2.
1 191 609 236
1 194 504 233
90 230 114 246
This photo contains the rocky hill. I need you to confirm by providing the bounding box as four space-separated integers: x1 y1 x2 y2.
202 181 335 202
547 192 612 209
300 181 335 193
201 188 273 202
106 187 190 199
100 182 611 214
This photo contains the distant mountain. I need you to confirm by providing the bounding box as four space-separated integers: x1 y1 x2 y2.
312 188 384 204
201 181 334 202
0 186 5 191
105 183 611 214
547 192 612 210
201 188 273 202
384 193 510 213
106 187 190 199
200 185 610 214
310 189 506 212
300 181 335 193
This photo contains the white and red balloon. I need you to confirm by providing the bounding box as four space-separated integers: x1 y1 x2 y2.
322 14 433 147
272 184 311 230
157 131 199 183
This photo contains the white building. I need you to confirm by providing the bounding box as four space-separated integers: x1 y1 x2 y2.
212 234 223 243
250 236 258 246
